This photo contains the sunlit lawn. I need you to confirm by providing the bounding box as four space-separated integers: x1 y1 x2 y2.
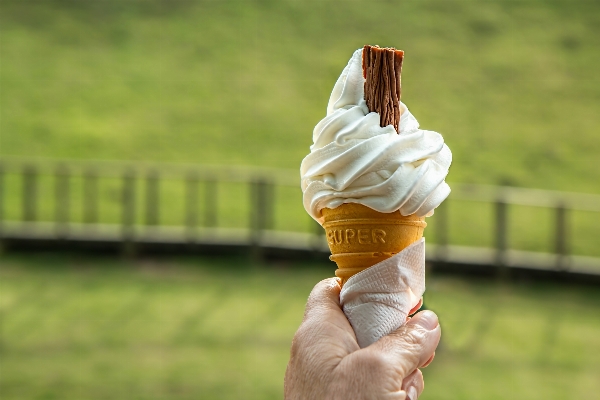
2 0 600 195
1 253 599 400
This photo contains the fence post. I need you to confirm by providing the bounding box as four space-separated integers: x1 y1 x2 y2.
145 169 159 227
495 199 509 279
258 181 274 231
205 180 217 228
435 200 449 263
185 171 199 243
250 178 273 260
555 203 569 270
0 162 4 251
83 168 99 225
54 164 70 239
250 179 262 244
22 165 37 223
122 168 136 256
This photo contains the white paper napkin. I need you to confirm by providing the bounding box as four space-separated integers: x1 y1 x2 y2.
339 239 426 348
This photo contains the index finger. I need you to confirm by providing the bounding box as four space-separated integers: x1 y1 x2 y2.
303 278 342 322
303 278 355 335
295 278 359 355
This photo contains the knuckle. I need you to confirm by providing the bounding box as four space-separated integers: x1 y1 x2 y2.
293 323 309 344
401 325 429 348
289 334 302 359
407 368 424 387
357 351 390 375
415 368 424 381
311 277 338 298
304 278 338 316
290 321 329 359
290 324 310 358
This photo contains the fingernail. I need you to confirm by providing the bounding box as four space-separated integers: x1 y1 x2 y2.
408 310 438 330
406 385 418 400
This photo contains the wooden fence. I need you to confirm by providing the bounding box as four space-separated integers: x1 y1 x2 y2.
1 158 599 280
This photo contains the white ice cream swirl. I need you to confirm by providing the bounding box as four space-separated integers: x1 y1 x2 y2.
301 49 452 222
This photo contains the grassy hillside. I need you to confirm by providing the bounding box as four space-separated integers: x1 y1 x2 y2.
1 254 600 400
1 0 600 194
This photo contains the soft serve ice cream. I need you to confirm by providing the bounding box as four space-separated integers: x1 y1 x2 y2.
301 49 452 222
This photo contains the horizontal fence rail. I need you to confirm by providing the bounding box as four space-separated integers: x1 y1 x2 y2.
0 157 599 282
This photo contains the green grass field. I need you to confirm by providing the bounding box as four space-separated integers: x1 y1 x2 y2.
1 0 599 193
1 0 599 259
1 4 599 398
1 253 600 400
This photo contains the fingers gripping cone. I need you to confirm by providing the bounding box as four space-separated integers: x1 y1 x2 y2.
323 45 426 286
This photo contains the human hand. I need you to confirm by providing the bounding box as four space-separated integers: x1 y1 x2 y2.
284 278 441 400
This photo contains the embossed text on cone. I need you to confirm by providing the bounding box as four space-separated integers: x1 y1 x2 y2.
322 203 426 286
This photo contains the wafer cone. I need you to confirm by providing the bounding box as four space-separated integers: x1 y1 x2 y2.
322 203 426 286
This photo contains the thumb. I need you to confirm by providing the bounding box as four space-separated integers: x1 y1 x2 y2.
367 310 441 379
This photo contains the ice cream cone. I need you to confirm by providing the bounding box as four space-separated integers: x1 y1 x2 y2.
322 203 426 286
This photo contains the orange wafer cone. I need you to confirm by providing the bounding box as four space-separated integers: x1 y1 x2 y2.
322 203 426 286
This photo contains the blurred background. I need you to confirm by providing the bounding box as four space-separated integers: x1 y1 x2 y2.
1 0 599 399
